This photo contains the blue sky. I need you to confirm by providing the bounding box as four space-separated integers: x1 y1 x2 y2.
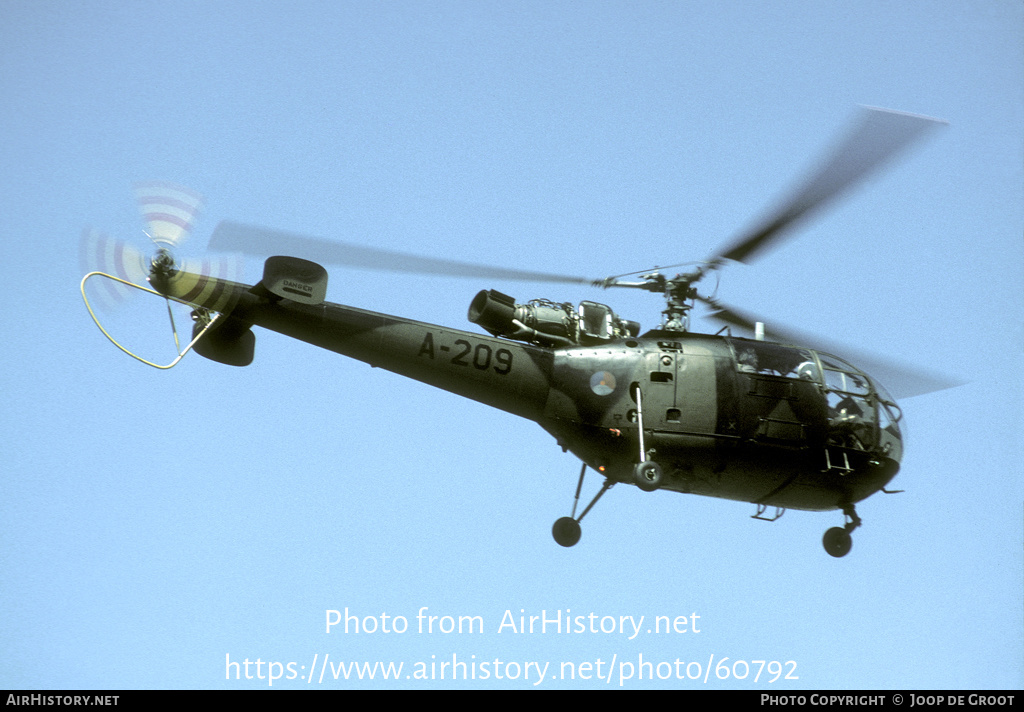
2 0 1021 689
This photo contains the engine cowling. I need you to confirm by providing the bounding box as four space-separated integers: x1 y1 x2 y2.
468 290 575 346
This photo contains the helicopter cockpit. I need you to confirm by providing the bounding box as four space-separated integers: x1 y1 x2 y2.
818 352 903 460
729 340 903 459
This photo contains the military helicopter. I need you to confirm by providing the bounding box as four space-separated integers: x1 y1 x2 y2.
81 107 957 557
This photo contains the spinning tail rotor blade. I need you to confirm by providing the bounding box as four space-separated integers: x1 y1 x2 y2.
135 181 204 250
702 298 963 399
82 183 244 311
711 107 946 266
208 220 594 285
80 229 246 310
79 229 151 309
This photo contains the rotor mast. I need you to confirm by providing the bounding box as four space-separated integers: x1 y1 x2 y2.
597 265 711 332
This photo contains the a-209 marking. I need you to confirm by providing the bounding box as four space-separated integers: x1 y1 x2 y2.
418 332 513 375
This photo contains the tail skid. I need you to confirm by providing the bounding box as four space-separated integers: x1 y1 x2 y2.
80 270 225 369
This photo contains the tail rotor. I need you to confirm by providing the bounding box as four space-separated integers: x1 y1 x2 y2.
80 182 244 368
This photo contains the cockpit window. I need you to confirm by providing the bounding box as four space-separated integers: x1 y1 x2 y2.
732 341 819 381
871 377 898 406
816 353 873 449
818 353 870 395
871 377 903 424
823 369 869 395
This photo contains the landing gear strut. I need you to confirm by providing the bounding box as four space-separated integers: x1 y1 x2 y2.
631 384 662 492
822 503 862 557
552 463 614 547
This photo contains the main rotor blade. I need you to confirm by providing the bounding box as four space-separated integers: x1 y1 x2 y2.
702 298 963 400
713 107 946 265
209 220 594 285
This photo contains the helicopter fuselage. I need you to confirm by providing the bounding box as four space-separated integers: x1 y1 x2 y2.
90 107 947 556
194 271 903 515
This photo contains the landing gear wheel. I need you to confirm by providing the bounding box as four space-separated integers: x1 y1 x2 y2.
823 526 853 557
552 517 582 547
634 461 663 492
